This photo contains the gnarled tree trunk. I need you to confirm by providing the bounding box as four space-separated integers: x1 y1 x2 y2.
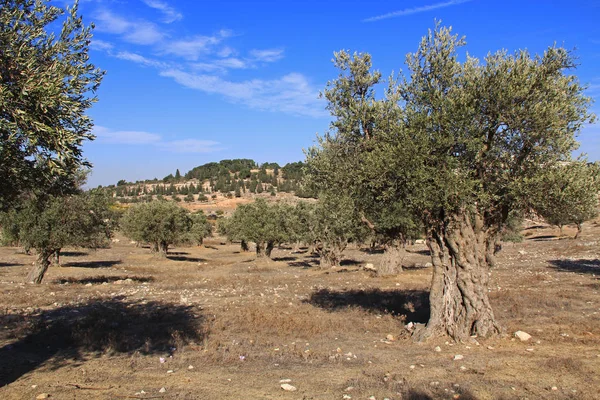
28 248 54 284
379 243 405 275
241 239 249 252
417 213 501 342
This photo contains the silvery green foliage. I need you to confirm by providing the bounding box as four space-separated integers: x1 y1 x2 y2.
0 0 104 210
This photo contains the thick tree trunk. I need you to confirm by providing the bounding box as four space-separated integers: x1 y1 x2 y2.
319 250 339 268
379 243 405 275
265 241 275 258
416 213 501 342
158 242 169 257
255 242 265 257
28 249 54 284
318 243 345 268
241 240 249 252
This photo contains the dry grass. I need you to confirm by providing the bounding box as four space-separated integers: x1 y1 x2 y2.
0 222 599 399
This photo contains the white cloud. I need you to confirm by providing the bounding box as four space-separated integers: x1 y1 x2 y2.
95 9 164 45
94 126 162 144
159 69 326 117
158 139 222 153
217 46 236 58
142 0 183 23
94 126 222 153
363 0 473 22
115 51 167 68
249 48 284 62
90 39 114 51
162 34 224 60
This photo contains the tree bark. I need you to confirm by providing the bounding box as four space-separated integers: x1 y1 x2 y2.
265 241 275 258
28 249 54 284
255 242 265 257
379 243 405 275
416 213 501 342
241 239 249 252
158 241 168 257
54 249 61 266
574 223 583 239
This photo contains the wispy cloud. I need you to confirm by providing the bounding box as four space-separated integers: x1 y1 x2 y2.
249 48 285 62
160 69 326 117
94 126 162 144
114 51 167 68
90 39 114 51
159 139 222 153
90 7 322 118
95 9 164 45
142 0 183 23
363 0 473 22
94 126 222 153
161 34 225 60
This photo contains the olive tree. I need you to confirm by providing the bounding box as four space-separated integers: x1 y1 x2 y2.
222 199 288 257
307 24 594 341
120 201 193 256
534 161 600 238
5 192 115 283
0 0 104 210
308 193 369 268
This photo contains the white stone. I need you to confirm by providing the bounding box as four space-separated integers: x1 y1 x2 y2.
434 346 442 352
515 331 532 341
159 387 166 393
281 383 297 391
364 263 377 272
279 379 291 383
453 354 464 360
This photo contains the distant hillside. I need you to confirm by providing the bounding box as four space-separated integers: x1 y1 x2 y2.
96 159 315 204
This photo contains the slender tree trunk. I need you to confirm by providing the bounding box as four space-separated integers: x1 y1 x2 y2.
574 223 583 239
416 213 501 342
54 249 61 266
28 249 54 284
265 241 275 258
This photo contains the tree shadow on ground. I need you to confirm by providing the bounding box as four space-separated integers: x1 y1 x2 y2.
360 247 385 254
168 251 189 256
305 288 430 323
288 259 319 269
407 249 431 256
340 259 362 266
53 276 154 285
0 262 22 268
0 298 205 386
272 256 298 262
528 235 558 241
58 251 88 257
167 255 207 262
548 259 600 276
62 260 122 269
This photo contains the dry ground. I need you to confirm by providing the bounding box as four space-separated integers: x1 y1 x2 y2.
0 220 599 400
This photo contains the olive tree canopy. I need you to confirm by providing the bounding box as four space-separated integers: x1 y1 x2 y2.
307 23 595 341
0 0 104 210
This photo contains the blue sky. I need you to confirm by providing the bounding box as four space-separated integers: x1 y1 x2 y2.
76 0 600 187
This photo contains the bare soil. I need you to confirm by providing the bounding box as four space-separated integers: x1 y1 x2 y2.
1 220 599 399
